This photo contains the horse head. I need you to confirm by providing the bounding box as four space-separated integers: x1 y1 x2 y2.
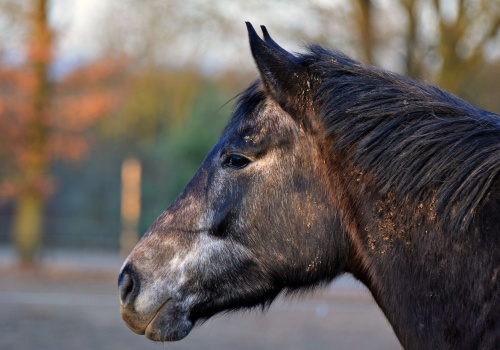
118 23 349 341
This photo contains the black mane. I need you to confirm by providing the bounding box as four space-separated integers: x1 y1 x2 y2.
299 46 500 232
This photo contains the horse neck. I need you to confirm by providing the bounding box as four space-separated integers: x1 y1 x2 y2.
342 178 500 350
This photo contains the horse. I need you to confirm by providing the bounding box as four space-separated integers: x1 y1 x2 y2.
118 23 500 349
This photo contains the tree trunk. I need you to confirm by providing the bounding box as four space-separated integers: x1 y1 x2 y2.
12 0 51 265
357 0 375 65
13 193 44 267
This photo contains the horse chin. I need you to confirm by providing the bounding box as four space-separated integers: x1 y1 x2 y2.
122 298 194 342
145 299 194 341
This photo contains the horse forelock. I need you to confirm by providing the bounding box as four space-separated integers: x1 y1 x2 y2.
225 81 302 143
297 45 500 233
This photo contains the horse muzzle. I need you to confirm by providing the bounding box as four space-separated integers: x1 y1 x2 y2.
118 264 193 341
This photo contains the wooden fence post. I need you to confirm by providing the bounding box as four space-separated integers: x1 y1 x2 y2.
120 158 141 257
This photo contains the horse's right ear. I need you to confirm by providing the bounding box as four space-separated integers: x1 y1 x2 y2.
246 22 312 116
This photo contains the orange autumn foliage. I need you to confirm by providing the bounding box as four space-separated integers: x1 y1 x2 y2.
0 55 128 199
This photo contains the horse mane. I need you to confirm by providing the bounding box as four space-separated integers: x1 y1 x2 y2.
299 45 500 232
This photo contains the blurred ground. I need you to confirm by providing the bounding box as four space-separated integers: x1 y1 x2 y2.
0 247 402 350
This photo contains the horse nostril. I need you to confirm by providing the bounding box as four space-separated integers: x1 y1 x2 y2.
118 265 139 307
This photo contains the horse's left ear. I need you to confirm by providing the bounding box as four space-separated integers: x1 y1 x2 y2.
246 22 313 117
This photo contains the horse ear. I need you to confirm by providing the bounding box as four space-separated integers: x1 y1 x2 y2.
246 22 312 116
260 25 297 61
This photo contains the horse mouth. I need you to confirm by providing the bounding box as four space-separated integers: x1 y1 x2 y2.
121 298 194 342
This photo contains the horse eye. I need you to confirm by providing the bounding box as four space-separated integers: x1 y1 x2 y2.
223 154 250 169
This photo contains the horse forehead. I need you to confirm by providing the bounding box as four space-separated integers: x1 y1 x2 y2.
235 98 297 140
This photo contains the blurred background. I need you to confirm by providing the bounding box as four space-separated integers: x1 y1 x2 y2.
0 0 498 349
